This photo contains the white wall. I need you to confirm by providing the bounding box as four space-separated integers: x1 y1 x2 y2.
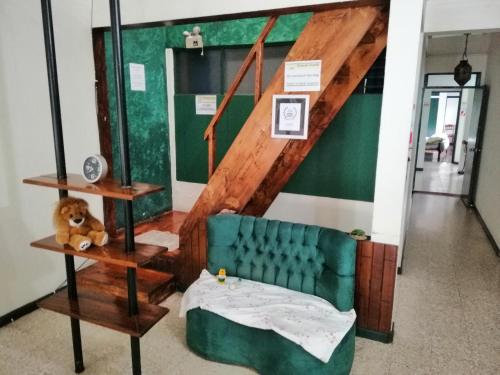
92 0 352 27
454 89 476 163
371 0 425 247
476 33 500 247
425 0 500 34
0 0 101 316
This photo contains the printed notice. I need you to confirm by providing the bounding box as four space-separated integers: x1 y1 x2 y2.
284 60 321 92
271 95 309 140
278 102 302 131
129 63 146 91
195 95 217 115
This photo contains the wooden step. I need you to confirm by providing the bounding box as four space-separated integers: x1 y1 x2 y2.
38 288 168 337
23 173 163 200
77 263 175 304
141 248 181 275
132 210 188 236
130 211 186 275
31 235 167 268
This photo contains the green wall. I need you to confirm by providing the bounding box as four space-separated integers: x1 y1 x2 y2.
105 27 172 226
164 13 311 47
427 95 439 137
175 94 381 202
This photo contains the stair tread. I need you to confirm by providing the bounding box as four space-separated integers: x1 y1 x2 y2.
23 173 163 201
31 235 167 268
38 288 169 337
77 263 175 304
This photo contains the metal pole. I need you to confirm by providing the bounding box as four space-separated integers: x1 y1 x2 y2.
40 0 66 183
131 337 141 375
109 0 135 253
108 0 132 187
41 0 84 372
108 1 141 373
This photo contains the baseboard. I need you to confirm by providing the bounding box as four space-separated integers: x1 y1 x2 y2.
413 191 463 198
356 323 394 343
473 207 500 257
0 287 63 328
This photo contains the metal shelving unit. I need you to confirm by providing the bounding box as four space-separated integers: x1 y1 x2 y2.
23 1 168 373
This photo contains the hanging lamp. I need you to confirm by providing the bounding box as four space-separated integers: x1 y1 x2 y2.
454 33 472 86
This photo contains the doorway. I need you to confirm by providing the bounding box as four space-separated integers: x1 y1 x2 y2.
414 80 488 205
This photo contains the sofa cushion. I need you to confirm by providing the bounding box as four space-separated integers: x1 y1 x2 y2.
187 308 356 375
207 214 356 311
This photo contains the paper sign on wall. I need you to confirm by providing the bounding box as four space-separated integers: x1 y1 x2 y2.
271 95 309 140
195 95 217 115
284 60 321 92
129 63 146 91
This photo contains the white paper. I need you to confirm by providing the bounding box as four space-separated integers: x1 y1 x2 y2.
284 60 321 92
195 95 217 115
278 102 301 131
129 63 146 91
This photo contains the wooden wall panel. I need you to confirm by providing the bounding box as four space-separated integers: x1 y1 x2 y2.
355 240 397 334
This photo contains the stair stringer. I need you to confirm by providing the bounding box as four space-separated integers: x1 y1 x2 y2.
243 12 388 216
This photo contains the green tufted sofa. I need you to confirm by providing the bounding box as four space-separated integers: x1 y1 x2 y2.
186 214 357 375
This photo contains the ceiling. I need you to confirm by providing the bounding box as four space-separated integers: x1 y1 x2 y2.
426 33 492 56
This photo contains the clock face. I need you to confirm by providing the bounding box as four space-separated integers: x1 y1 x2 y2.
83 157 102 182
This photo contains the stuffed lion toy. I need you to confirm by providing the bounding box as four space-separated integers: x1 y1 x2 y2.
54 197 109 251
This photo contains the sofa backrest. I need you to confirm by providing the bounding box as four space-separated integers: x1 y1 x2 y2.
207 214 356 312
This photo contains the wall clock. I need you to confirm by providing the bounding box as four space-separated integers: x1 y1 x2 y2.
82 154 108 183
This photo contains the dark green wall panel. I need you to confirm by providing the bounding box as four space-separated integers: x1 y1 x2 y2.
284 95 382 201
105 27 172 226
175 95 254 182
175 94 381 202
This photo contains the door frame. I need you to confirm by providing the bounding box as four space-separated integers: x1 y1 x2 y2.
412 78 484 197
463 86 489 207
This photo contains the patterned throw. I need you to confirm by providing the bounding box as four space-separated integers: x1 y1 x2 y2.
180 270 356 363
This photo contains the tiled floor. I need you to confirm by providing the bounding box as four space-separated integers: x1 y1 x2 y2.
0 194 498 374
352 194 500 374
414 161 464 195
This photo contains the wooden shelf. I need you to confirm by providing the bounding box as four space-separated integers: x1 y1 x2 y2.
23 173 163 200
77 263 175 304
38 288 168 337
31 235 167 268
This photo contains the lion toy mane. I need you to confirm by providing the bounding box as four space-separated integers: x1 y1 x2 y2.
53 197 109 251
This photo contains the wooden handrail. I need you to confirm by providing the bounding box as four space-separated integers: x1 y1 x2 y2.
205 16 278 177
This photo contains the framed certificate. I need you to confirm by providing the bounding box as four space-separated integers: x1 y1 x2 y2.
271 95 309 139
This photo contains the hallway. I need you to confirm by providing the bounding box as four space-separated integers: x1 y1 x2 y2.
414 162 464 195
353 193 500 374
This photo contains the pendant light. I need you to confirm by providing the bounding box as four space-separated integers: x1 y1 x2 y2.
454 33 472 86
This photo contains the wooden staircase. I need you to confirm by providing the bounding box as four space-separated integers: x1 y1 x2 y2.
178 4 388 287
75 210 187 304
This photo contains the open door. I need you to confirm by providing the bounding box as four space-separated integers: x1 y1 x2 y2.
461 87 489 206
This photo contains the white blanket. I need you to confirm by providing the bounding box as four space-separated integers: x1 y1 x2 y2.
180 270 356 363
